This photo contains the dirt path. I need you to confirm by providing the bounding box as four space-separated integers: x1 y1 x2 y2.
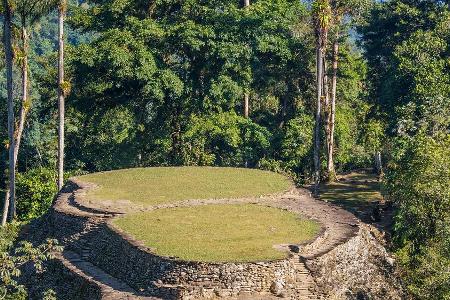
318 170 394 235
272 188 359 259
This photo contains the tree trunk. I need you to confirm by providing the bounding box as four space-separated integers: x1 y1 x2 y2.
323 56 330 177
243 0 250 119
1 26 31 224
57 1 66 190
2 0 16 223
312 0 330 194
15 26 29 164
375 151 383 175
1 190 10 226
327 34 339 182
279 95 287 129
243 92 249 167
313 38 323 197
244 93 249 118
243 0 250 168
323 58 329 110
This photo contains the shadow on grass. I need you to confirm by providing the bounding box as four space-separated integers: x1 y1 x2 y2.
318 171 384 223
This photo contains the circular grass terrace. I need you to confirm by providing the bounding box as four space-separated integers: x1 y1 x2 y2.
76 167 292 206
76 167 320 262
113 204 320 262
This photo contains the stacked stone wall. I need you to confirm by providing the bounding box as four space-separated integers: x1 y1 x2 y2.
50 203 300 298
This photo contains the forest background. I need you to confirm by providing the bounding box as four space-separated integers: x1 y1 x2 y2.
0 0 449 298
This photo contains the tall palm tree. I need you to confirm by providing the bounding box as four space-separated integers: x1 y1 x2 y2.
57 0 66 190
312 0 331 196
326 0 347 183
2 0 16 225
1 0 59 225
2 14 31 225
326 0 370 182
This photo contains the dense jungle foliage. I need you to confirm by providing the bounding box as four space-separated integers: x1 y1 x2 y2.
360 0 450 297
0 0 449 298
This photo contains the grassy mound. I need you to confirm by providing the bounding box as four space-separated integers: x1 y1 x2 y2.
113 204 320 262
77 167 291 206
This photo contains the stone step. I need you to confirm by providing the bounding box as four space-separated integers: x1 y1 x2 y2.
60 251 160 299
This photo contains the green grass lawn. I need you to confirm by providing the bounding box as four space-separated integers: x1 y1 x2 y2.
113 204 320 262
76 167 291 206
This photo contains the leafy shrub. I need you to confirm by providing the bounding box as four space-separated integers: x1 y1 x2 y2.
386 134 450 299
258 158 285 174
16 168 58 221
0 222 20 252
82 106 138 171
182 112 271 167
0 223 61 300
280 115 314 180
334 104 376 170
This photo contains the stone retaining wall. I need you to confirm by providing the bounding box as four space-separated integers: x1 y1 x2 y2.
307 224 404 299
91 224 297 298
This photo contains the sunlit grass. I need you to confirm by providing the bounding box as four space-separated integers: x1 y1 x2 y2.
113 204 320 262
76 167 292 206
